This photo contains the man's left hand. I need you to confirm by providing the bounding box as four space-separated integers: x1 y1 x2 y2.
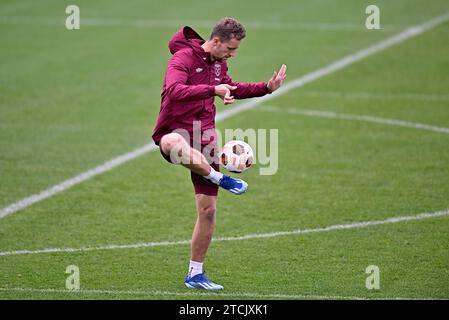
267 64 287 93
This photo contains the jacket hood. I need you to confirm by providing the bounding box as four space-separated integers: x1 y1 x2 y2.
168 26 205 55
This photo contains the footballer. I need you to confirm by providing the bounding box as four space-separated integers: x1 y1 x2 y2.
152 17 287 290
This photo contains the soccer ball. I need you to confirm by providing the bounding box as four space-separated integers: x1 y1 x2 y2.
220 140 254 173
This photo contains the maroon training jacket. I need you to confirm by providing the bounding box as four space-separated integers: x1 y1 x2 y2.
152 26 271 146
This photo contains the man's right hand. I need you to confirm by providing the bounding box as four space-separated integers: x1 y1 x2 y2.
214 84 237 105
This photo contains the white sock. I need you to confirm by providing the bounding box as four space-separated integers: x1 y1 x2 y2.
204 167 223 185
188 260 203 278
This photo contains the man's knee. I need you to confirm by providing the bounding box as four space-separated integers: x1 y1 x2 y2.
197 204 216 223
160 133 185 155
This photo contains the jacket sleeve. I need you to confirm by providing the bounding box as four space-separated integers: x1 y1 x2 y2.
221 65 271 99
165 51 215 102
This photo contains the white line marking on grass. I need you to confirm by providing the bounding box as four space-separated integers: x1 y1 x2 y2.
0 287 444 300
1 12 449 219
212 12 449 123
0 16 401 32
0 143 158 219
261 106 449 135
300 91 449 103
0 210 447 257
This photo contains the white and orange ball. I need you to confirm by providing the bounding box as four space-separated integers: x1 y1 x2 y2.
220 140 254 173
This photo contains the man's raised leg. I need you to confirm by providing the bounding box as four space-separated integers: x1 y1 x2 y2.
160 132 211 176
159 132 248 195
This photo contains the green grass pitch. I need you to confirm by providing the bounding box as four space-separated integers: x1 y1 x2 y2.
0 0 448 299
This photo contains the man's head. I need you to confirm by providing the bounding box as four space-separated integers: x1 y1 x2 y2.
206 17 246 62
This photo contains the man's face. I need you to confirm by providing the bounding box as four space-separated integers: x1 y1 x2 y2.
211 37 241 62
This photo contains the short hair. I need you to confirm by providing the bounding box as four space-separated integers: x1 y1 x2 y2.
209 17 246 41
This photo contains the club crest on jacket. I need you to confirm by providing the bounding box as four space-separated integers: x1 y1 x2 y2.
214 64 221 78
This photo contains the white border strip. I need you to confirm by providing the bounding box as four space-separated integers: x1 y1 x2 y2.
0 287 444 300
1 210 447 257
2 11 449 219
261 106 449 135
